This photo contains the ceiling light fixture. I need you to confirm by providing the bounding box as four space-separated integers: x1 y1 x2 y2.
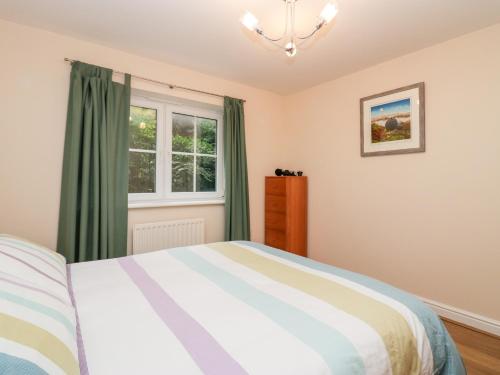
241 0 338 58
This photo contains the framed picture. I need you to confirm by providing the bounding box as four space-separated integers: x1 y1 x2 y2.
360 82 425 157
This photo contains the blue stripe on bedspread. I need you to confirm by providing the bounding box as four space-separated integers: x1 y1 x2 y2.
0 353 49 375
170 248 365 374
236 241 466 375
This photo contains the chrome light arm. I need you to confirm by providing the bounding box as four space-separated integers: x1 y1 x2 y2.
296 20 326 40
254 0 294 44
256 28 284 43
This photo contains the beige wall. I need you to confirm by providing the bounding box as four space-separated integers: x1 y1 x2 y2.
0 20 286 252
284 24 500 321
1 18 499 321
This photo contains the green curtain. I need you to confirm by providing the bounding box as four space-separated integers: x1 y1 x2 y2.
223 97 250 241
57 61 131 262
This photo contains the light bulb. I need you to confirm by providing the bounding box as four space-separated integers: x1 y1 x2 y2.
241 11 259 31
285 41 297 57
320 3 338 24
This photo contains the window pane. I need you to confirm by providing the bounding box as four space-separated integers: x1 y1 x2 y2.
172 113 194 153
130 106 156 150
197 118 217 155
129 151 156 193
196 156 216 192
172 154 194 192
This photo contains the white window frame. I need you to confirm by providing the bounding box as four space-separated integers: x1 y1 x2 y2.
128 94 224 208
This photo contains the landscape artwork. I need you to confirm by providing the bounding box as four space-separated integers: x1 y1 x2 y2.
360 82 425 157
370 98 411 143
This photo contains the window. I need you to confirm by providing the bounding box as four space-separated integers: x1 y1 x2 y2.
128 95 224 207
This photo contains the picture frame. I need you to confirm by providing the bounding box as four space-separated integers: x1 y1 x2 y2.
360 82 425 157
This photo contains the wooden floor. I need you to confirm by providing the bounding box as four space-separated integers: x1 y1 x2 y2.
442 318 500 375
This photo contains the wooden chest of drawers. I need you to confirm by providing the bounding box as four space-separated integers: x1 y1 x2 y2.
264 176 307 256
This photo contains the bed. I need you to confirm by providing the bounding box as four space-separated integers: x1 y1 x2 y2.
0 235 465 375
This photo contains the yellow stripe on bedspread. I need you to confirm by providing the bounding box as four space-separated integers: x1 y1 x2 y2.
0 312 79 375
209 242 422 375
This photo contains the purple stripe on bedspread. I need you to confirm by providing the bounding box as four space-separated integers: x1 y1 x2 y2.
118 257 248 375
67 265 89 375
0 250 66 288
0 275 68 305
2 243 66 279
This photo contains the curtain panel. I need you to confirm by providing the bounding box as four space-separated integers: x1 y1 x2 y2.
223 97 250 241
57 61 131 262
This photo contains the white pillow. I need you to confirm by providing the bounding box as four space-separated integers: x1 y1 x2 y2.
0 235 80 374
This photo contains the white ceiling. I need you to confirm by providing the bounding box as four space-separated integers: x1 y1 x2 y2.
1 0 500 94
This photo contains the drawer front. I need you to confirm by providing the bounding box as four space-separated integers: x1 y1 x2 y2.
265 229 286 250
265 212 286 231
266 178 286 196
265 195 286 213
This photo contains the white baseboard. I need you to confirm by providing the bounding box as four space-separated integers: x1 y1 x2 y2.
419 296 500 337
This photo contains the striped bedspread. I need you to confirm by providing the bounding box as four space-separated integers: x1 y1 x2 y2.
69 241 465 375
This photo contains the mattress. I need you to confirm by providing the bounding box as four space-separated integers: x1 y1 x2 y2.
69 241 465 375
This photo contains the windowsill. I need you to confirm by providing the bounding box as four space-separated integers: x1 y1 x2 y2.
128 199 225 209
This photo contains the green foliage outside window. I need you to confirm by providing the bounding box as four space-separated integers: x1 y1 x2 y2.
129 106 156 193
129 106 218 195
172 117 217 192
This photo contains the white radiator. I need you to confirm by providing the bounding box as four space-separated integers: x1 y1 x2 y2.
132 219 205 254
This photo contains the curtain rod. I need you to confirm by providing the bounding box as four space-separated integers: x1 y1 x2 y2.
64 58 245 103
